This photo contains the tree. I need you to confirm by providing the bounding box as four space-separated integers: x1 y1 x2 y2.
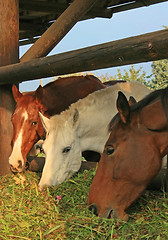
148 59 168 90
99 65 149 87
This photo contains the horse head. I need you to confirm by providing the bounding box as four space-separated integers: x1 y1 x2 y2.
9 85 47 172
88 89 168 220
38 109 82 189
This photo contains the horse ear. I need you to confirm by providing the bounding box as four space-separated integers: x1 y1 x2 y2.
72 109 79 127
35 85 44 99
12 84 23 102
117 91 130 124
39 112 50 132
128 96 136 106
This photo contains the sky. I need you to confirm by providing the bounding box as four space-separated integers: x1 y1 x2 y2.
19 1 168 92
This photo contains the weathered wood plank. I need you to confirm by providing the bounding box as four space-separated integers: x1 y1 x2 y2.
0 0 19 175
0 29 168 85
20 0 99 62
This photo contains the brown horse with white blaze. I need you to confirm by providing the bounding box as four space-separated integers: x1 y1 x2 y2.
88 87 168 221
9 75 106 172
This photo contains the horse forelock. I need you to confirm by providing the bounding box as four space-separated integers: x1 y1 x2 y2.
15 93 36 110
14 93 41 117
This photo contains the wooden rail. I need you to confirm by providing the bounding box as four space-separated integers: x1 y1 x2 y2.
0 29 168 85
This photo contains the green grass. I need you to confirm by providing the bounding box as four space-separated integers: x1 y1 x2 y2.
0 169 168 240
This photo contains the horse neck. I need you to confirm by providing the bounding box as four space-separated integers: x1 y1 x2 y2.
72 87 119 153
72 82 150 153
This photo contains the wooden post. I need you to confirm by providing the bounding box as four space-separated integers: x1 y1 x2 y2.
20 0 98 62
166 155 168 192
0 0 19 175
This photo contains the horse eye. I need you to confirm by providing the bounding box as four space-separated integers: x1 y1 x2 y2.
62 146 71 154
105 147 114 156
32 121 38 126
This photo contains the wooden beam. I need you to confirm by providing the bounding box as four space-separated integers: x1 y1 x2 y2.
0 0 19 175
0 29 167 85
19 0 68 13
19 0 112 19
110 0 168 13
20 0 98 62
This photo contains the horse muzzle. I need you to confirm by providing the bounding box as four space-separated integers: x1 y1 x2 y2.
9 160 25 173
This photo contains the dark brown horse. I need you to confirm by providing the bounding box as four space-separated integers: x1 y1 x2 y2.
88 87 168 220
103 80 126 87
9 75 106 173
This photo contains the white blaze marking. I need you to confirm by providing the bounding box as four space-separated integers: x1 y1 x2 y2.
9 111 28 169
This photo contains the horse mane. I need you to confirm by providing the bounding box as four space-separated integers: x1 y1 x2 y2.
131 86 168 117
131 88 163 112
161 86 168 122
109 86 168 128
22 91 35 96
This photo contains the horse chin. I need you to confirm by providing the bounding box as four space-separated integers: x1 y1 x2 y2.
39 169 76 190
104 209 128 221
38 174 64 190
56 170 75 185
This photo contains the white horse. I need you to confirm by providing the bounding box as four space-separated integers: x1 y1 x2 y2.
38 81 153 189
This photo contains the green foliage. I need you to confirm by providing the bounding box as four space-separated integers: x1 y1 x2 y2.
99 65 150 88
98 60 168 91
148 59 168 90
0 171 168 239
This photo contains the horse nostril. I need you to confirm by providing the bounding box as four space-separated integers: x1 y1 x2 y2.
108 209 113 219
88 203 98 216
18 160 22 169
10 164 18 173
